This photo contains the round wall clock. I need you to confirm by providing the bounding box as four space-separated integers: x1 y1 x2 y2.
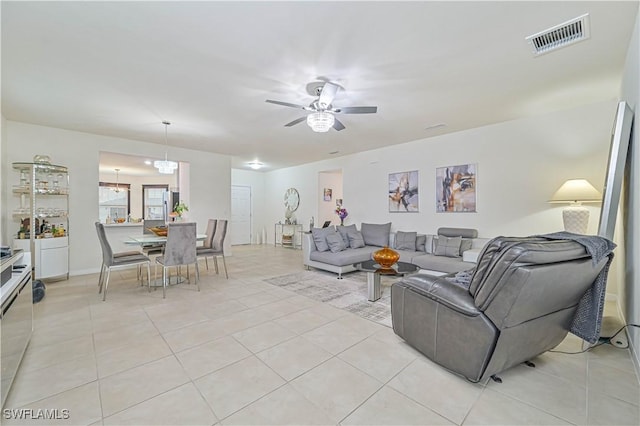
284 187 300 212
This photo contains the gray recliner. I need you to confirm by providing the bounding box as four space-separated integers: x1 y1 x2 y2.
391 235 613 383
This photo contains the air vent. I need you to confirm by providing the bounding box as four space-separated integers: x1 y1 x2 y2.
526 13 590 55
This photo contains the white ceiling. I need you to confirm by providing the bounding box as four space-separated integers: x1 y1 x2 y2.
2 1 638 171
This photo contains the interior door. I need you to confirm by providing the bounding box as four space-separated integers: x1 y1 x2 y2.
231 185 251 245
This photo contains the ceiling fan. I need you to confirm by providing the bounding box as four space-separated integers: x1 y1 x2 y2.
266 81 377 132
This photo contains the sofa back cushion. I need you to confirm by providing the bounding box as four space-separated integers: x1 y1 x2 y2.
438 227 478 239
361 222 392 247
396 231 417 251
337 224 356 246
311 226 335 252
348 231 366 248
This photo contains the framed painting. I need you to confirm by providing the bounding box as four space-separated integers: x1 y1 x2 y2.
323 188 332 201
389 170 419 212
436 164 477 212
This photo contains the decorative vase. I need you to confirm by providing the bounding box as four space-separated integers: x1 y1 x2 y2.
340 218 344 226
373 246 400 269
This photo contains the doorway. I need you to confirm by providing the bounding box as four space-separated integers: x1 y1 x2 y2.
231 185 252 245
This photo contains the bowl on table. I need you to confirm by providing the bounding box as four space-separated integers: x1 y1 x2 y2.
147 227 168 237
115 218 126 223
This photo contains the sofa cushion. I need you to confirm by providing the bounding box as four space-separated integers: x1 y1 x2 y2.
348 230 366 249
311 226 334 252
461 238 473 254
361 222 391 247
310 246 377 266
434 236 462 257
412 253 474 273
337 224 356 246
396 231 417 251
326 231 347 253
416 235 427 252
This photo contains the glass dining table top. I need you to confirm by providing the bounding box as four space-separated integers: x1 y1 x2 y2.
126 233 207 245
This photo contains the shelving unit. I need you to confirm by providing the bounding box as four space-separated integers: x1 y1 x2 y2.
12 162 69 280
274 223 303 249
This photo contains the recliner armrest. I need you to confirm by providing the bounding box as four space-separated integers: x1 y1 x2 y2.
396 274 480 317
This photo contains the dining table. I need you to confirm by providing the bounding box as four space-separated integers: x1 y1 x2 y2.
125 233 208 286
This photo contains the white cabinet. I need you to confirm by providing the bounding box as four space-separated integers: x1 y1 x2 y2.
11 162 69 280
13 238 69 279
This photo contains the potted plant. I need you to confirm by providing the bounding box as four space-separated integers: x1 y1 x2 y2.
172 201 189 219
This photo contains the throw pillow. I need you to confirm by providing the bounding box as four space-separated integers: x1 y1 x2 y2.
395 231 417 251
416 235 427 252
361 222 391 247
460 238 473 255
425 235 435 254
325 231 347 253
337 224 356 247
348 230 365 249
311 226 334 252
434 236 462 257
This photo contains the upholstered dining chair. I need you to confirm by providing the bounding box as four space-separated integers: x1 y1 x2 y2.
196 219 217 270
198 219 228 278
154 222 199 298
95 222 151 301
142 219 166 256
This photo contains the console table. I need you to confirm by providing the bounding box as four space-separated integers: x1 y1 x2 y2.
274 223 303 249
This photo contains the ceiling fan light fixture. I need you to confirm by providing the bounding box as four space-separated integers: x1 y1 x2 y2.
307 112 335 133
155 121 178 174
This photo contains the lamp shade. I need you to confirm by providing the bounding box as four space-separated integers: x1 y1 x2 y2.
549 179 602 204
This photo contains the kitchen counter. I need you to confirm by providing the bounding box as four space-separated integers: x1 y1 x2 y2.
103 222 143 228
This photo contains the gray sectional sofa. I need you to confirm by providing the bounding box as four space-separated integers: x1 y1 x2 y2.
302 223 490 278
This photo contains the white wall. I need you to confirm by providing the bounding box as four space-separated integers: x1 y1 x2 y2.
318 170 343 226
2 121 231 275
231 169 267 244
1 115 8 246
265 100 616 240
620 5 640 374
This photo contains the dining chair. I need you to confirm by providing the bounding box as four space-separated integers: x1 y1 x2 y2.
154 222 199 298
198 219 228 279
95 222 151 301
142 219 166 256
196 219 217 270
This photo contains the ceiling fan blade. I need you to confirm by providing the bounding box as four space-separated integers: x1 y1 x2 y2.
318 82 339 108
335 106 378 114
333 118 346 131
266 99 307 109
284 116 307 127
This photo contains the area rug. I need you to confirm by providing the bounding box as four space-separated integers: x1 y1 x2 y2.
264 270 401 327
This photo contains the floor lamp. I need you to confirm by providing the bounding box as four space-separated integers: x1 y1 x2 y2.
549 179 602 234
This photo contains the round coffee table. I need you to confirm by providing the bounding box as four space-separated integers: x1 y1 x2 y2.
354 260 419 301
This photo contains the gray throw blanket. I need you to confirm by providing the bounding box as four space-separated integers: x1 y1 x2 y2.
536 232 616 344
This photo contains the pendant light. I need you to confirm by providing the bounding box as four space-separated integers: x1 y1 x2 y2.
154 121 178 174
113 168 122 193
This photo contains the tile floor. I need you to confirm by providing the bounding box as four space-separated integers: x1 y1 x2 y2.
3 245 639 425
